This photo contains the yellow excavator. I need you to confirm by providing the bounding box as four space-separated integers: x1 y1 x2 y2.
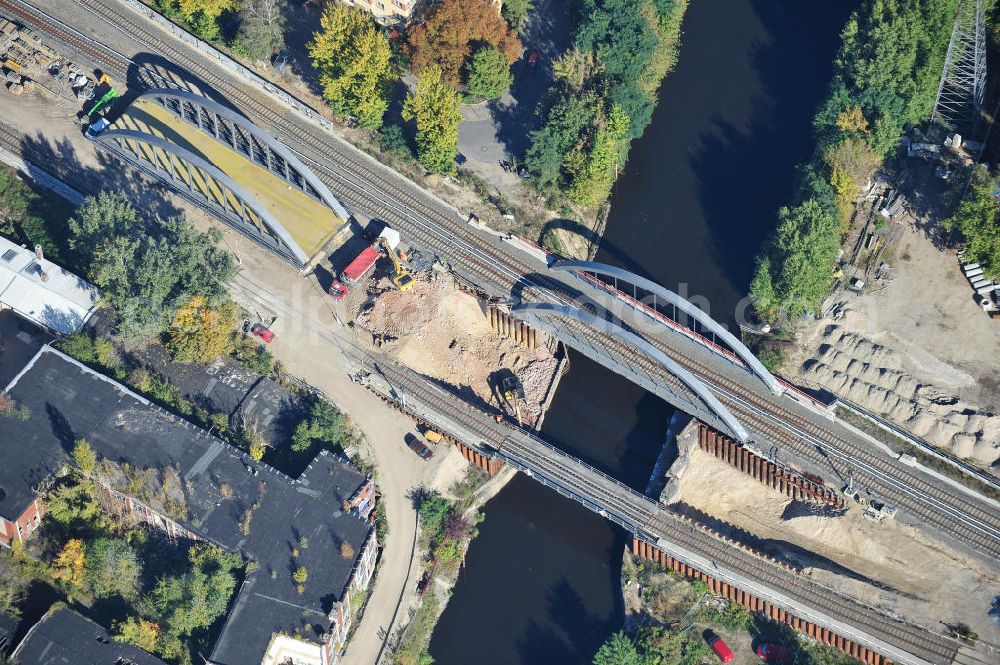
379 234 415 292
501 373 526 427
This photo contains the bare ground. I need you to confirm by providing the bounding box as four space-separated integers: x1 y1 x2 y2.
353 272 558 425
789 223 1000 467
669 446 1000 645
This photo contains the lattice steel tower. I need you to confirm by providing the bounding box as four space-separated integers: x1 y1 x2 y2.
931 0 987 130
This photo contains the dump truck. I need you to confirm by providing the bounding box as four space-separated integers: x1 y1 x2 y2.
329 225 412 299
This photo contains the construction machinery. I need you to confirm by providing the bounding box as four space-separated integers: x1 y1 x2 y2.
378 227 415 292
85 74 118 118
501 372 526 427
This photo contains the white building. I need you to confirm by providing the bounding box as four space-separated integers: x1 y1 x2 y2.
0 236 99 334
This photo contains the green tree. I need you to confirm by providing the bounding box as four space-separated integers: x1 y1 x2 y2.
72 438 98 475
501 0 534 33
466 46 513 100
0 165 32 236
945 166 1000 278
291 399 349 453
86 538 142 599
0 562 28 618
233 0 286 61
309 4 395 129
565 104 630 206
292 566 308 584
380 124 410 156
176 0 239 41
593 631 642 665
749 257 779 324
402 66 463 174
770 198 842 317
417 493 452 545
68 192 235 344
44 477 105 530
524 94 599 190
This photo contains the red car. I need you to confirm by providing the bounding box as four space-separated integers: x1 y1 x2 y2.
406 433 434 460
707 632 734 663
250 323 275 343
756 643 791 661
525 50 540 73
328 279 347 300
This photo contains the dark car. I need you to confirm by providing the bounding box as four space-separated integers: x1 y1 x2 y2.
405 433 434 460
525 50 540 73
755 643 791 661
250 323 275 343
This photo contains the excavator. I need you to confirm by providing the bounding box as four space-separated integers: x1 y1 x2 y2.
379 233 415 292
501 373 526 427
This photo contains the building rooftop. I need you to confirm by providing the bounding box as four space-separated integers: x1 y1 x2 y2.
0 346 373 664
12 607 168 665
0 236 99 334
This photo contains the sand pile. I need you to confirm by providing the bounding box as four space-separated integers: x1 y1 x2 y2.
670 447 1000 642
800 325 1000 464
356 275 558 424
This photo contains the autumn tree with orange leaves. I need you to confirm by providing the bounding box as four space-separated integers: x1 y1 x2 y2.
408 0 521 87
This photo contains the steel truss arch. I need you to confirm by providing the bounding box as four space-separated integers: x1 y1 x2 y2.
552 260 784 395
92 128 308 266
513 303 750 443
139 87 352 222
932 0 987 129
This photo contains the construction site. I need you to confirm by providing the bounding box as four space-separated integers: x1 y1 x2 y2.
654 421 1000 651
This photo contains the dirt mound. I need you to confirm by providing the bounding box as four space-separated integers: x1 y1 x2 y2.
356 275 558 425
800 325 1000 464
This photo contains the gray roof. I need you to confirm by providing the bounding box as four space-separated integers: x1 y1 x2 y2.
13 607 168 664
0 347 373 664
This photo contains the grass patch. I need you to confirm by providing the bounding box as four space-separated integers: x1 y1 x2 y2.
393 592 440 665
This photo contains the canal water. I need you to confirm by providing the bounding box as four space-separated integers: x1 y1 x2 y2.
428 2 856 663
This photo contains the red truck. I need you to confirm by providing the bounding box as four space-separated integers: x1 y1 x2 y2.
329 244 382 300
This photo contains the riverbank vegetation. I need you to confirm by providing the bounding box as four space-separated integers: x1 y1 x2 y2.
945 164 1000 278
749 0 959 324
394 469 488 665
599 555 864 665
524 0 688 207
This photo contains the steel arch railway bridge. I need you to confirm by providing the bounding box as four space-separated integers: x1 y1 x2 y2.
86 88 351 268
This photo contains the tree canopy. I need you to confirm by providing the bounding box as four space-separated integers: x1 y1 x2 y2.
68 191 235 344
86 538 142 599
309 4 396 129
402 66 463 173
165 296 238 363
466 46 514 100
408 0 521 86
593 631 643 665
946 166 1000 279
233 0 286 61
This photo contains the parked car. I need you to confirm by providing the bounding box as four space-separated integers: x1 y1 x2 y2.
405 433 434 460
250 322 275 343
705 631 734 663
525 50 540 73
755 643 791 661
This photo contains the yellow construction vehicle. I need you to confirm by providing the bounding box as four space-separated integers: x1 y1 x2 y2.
501 373 525 427
379 233 415 292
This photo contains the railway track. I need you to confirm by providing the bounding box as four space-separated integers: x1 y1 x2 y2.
3 0 997 559
357 350 961 665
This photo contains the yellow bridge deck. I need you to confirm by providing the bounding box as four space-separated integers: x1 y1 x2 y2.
117 99 343 260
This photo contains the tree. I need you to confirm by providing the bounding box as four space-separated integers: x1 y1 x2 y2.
68 192 235 344
44 477 104 529
408 0 521 86
593 631 642 665
0 165 32 236
86 538 142 599
292 566 308 584
144 544 241 660
380 124 410 156
945 166 1000 279
233 0 286 61
565 104 630 206
501 0 533 33
524 94 598 190
176 0 239 41
402 66 463 174
0 563 28 618
770 198 841 317
309 4 395 129
72 438 98 475
114 617 161 653
339 541 355 558
835 105 870 134
51 539 86 592
291 399 349 453
417 493 451 544
466 46 513 100
165 295 238 363
749 257 778 323
575 0 657 84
